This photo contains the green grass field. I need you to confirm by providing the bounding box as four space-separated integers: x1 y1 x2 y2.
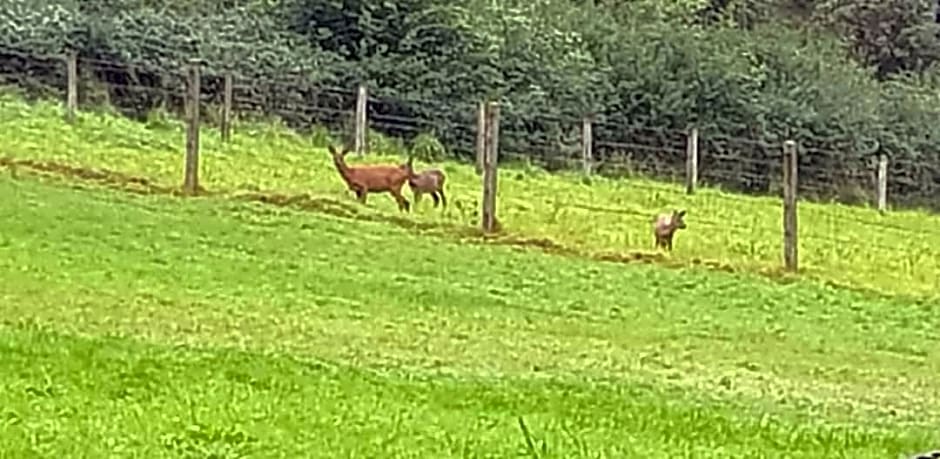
1 93 938 299
1 93 939 457
0 175 938 457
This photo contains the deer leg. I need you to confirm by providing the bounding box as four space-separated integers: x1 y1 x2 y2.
438 189 446 208
430 191 440 208
666 237 673 251
352 187 367 204
413 191 422 206
390 188 410 212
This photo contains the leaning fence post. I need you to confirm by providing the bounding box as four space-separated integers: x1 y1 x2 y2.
481 101 501 233
183 59 202 194
685 127 698 194
782 140 798 272
65 51 78 123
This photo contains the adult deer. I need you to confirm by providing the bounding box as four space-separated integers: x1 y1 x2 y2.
328 144 412 212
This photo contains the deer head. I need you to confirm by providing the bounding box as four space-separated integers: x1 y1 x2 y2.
672 209 687 229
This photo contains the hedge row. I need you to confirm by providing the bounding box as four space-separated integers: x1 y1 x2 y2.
0 0 938 208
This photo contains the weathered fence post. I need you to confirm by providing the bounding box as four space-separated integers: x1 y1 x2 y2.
782 140 798 272
65 51 78 123
685 127 698 194
183 59 202 194
475 101 486 175
481 101 501 233
876 153 888 213
220 72 233 142
354 84 368 155
581 115 593 175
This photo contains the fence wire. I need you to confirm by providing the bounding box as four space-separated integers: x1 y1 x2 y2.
1 45 939 257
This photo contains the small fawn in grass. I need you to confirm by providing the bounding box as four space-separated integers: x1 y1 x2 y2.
328 144 412 212
407 167 447 209
652 209 687 251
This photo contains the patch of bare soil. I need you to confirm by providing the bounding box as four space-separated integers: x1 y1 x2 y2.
231 191 481 238
0 157 207 196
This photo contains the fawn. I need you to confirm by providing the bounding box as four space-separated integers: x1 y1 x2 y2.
407 167 447 209
328 144 412 212
652 209 687 251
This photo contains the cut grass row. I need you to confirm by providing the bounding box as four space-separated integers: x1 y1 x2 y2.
1 94 939 297
0 175 938 457
2 326 932 458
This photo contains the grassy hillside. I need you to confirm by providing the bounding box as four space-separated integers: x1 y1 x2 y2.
1 94 938 298
0 175 937 457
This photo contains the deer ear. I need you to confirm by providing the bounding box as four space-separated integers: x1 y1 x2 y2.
327 145 337 155
677 209 687 217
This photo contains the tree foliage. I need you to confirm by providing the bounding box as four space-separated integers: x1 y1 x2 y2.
1 0 939 208
814 0 940 79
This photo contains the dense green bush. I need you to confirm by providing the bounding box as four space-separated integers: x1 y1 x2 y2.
1 0 939 208
0 0 343 123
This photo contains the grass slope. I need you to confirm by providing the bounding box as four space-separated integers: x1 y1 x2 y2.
0 175 938 457
0 94 938 298
1 328 931 458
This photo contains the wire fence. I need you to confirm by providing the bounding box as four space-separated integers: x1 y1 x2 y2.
1 45 939 276
2 45 929 201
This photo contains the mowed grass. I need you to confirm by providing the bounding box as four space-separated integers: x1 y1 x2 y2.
1 94 939 297
1 329 931 459
0 175 938 457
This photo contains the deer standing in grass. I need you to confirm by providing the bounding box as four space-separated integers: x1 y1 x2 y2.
407 167 447 209
328 144 412 212
652 209 687 251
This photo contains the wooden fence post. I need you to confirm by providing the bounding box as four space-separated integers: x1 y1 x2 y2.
220 72 233 142
354 84 368 155
685 127 698 194
475 101 486 175
183 59 202 194
481 101 501 233
782 140 798 272
876 153 888 213
581 115 593 175
65 51 78 123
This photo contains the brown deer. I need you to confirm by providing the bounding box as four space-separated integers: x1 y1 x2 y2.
407 167 447 209
328 144 412 212
652 209 687 251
